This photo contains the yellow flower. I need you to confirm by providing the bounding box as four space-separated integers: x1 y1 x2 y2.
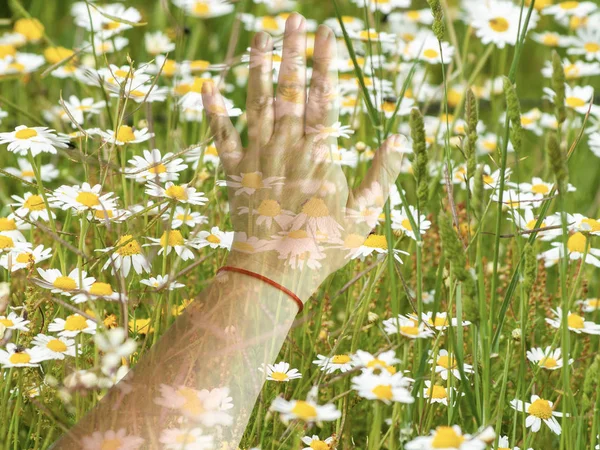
14 18 45 42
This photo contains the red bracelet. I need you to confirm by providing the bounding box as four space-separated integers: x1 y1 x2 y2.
216 266 304 313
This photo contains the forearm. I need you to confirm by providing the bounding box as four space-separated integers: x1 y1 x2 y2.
52 269 299 449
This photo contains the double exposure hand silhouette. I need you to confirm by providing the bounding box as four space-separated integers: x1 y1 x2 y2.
202 12 406 302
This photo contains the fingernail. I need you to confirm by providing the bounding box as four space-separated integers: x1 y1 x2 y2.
316 24 332 41
286 12 305 31
254 32 270 51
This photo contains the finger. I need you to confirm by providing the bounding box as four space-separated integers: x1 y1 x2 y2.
305 25 339 135
273 12 307 144
201 80 243 173
246 31 274 151
345 134 407 231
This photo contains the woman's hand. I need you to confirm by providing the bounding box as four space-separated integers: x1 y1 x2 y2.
202 12 405 302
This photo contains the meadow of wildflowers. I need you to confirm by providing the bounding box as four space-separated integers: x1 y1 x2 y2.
1 0 600 449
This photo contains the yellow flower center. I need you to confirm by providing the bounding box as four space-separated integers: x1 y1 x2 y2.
115 235 142 256
240 172 264 189
526 219 545 230
0 235 14 250
100 438 122 450
567 232 587 253
399 326 420 336
270 371 289 381
76 191 100 208
175 434 195 444
161 230 185 247
433 316 449 327
372 384 393 401
489 17 510 32
560 1 579 9
129 90 146 98
584 42 600 53
310 441 330 450
257 199 281 217
302 198 330 218
359 30 379 40
15 128 38 139
21 170 35 178
401 218 413 231
0 45 16 59
567 313 585 329
204 234 220 244
585 299 600 308
44 46 74 64
148 163 167 174
8 62 25 73
431 427 464 448
89 282 113 297
423 48 439 59
17 195 44 212
0 318 14 327
343 234 365 249
531 183 549 194
64 314 88 331
406 10 421 20
53 276 77 291
437 355 457 369
364 234 387 249
178 386 205 416
291 400 317 420
483 175 495 185
427 385 448 399
331 354 351 364
16 253 34 264
288 230 308 239
165 185 188 201
47 339 68 353
539 356 558 368
9 352 31 365
0 218 16 232
566 96 586 108
95 209 114 220
116 125 136 143
582 218 600 232
527 398 553 420
14 18 44 41
543 34 559 46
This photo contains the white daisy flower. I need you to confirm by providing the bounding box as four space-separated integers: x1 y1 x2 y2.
0 53 45 75
140 275 185 291
145 230 195 261
48 314 97 337
172 0 235 18
0 311 30 331
392 205 431 241
51 183 118 214
421 380 461 406
301 435 336 450
192 226 234 250
507 208 561 241
541 58 600 80
526 346 573 370
543 1 597 20
270 396 341 424
145 31 176 55
313 354 353 374
290 197 344 239
383 315 435 339
145 181 208 205
59 95 105 126
567 28 600 61
10 192 56 222
4 158 58 183
126 149 188 183
543 84 594 114
345 181 388 230
0 244 52 272
71 281 126 304
80 36 129 54
265 229 325 269
545 307 600 335
306 121 355 141
222 171 285 196
259 361 302 382
99 235 151 277
154 384 233 426
230 232 270 255
80 429 144 450
0 343 41 368
0 125 69 156
238 199 295 229
494 435 530 450
351 349 400 374
159 426 213 450
0 234 31 255
577 297 600 312
349 233 410 264
408 311 471 331
351 370 414 404
430 349 474 380
97 125 154 146
31 334 77 361
540 232 600 268
405 425 486 450
35 268 95 297
510 395 563 435
163 206 207 229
